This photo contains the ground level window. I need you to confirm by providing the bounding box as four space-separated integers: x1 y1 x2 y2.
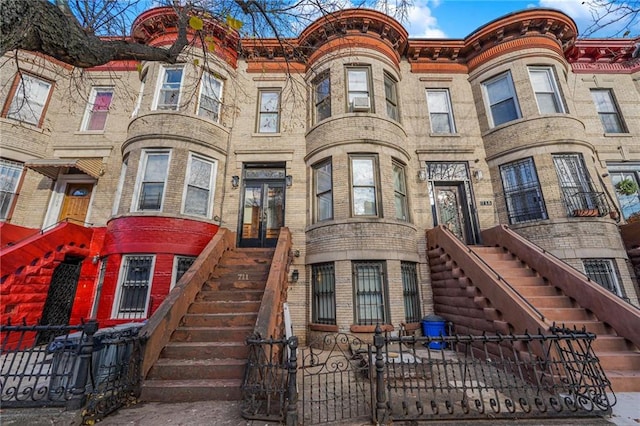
582 259 623 297
172 255 196 289
401 262 421 324
353 261 387 326
114 255 154 319
312 263 336 325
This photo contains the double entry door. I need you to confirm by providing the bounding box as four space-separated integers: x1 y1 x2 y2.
239 171 285 248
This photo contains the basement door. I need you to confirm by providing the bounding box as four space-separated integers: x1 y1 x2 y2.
36 256 83 344
238 167 286 248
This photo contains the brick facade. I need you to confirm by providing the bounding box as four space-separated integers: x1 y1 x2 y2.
1 7 639 340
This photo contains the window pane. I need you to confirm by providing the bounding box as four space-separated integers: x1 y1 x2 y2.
8 75 51 125
486 75 512 104
536 93 559 114
158 68 183 109
591 90 615 112
354 262 386 325
431 113 452 133
530 70 553 92
0 159 23 220
313 263 336 325
601 113 623 133
348 70 368 92
185 186 208 216
260 92 279 112
491 98 518 126
189 157 212 189
144 154 169 181
352 159 374 185
500 158 547 223
427 91 448 112
118 256 153 318
401 262 421 323
353 187 376 215
583 259 621 296
140 183 164 210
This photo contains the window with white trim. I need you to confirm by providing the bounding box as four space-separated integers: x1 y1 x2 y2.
583 259 623 297
351 155 379 217
4 73 52 127
135 150 170 211
81 87 114 131
182 153 216 218
426 89 456 134
0 159 23 221
198 72 223 122
528 67 565 114
346 66 372 113
314 158 333 222
591 89 627 133
313 72 331 123
114 255 154 319
154 66 183 110
312 263 336 325
172 255 196 289
257 89 280 133
482 71 521 127
607 163 640 221
393 161 408 221
384 72 399 121
353 261 388 326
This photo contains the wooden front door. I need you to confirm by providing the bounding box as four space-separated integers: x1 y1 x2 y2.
58 183 93 224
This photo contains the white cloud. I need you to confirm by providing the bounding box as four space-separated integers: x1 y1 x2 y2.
405 1 447 38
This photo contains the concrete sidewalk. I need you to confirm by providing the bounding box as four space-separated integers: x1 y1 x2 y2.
2 394 638 425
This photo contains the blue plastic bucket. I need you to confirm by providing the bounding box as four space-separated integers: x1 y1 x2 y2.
422 315 446 350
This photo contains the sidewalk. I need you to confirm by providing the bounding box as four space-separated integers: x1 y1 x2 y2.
2 394 638 425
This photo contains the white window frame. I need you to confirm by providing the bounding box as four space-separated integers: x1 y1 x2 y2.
314 158 333 222
153 66 184 111
256 89 281 133
426 89 456 134
590 89 627 133
80 86 114 131
528 67 565 114
132 150 171 212
197 72 223 122
346 66 373 113
0 159 23 221
482 71 521 128
393 160 408 221
350 155 379 217
5 73 52 127
112 254 155 319
171 255 197 290
582 259 623 297
181 153 217 218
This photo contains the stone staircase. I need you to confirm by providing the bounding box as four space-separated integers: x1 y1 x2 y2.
141 248 274 402
471 246 640 392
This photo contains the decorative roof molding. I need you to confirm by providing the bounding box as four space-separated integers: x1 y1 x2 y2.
566 38 640 73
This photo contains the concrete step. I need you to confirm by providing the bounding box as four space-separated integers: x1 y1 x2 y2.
539 308 592 321
171 326 253 342
181 312 257 327
470 247 514 260
517 286 561 297
606 370 640 392
188 300 261 314
526 296 574 308
596 352 640 371
161 341 250 360
141 379 242 402
558 320 612 335
509 276 548 286
592 336 634 352
204 278 267 291
147 358 246 381
196 289 264 302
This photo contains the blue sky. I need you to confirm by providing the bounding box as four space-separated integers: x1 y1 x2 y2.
402 0 637 38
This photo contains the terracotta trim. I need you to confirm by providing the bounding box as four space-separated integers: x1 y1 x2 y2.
309 323 339 332
467 36 562 71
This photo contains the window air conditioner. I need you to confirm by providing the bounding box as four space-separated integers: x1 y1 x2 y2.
352 96 370 111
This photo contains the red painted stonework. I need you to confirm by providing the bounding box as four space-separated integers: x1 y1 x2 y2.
0 223 39 247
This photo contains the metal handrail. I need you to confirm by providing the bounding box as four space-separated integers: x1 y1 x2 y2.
503 224 640 310
437 225 546 322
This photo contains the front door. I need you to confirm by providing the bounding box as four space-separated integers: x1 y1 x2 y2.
434 184 470 243
58 183 93 224
239 181 285 248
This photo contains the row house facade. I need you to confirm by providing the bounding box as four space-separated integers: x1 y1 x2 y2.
1 6 639 341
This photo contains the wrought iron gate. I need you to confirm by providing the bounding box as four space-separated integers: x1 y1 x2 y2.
299 333 373 425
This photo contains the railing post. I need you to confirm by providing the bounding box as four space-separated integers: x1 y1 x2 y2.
286 336 298 426
66 320 98 410
374 325 388 425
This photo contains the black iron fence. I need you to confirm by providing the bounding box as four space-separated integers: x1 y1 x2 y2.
1 320 142 424
242 327 615 425
564 191 610 217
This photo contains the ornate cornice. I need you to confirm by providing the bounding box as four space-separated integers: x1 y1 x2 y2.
566 38 640 73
